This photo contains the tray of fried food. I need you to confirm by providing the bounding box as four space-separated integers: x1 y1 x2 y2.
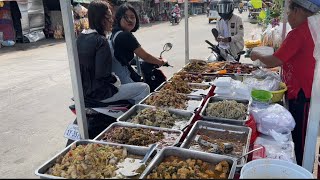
169 71 216 84
35 140 156 179
181 120 251 169
117 104 194 131
200 96 251 125
181 59 207 73
205 61 228 73
139 89 204 112
140 147 236 179
155 76 212 96
94 122 183 149
224 62 259 75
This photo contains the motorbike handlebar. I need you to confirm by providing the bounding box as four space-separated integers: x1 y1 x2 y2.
205 40 215 48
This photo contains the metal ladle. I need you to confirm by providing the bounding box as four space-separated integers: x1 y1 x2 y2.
237 146 264 162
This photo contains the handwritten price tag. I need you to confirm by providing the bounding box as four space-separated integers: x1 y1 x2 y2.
64 124 81 141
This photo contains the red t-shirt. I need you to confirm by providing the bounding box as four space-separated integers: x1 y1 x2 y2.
274 20 316 100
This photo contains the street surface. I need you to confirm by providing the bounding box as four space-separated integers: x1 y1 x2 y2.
0 11 263 178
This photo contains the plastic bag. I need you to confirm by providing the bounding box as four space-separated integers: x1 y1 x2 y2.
243 77 280 91
214 86 233 94
254 135 295 162
213 77 232 87
251 104 296 135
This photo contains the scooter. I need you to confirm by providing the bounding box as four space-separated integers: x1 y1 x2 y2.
64 43 173 146
206 28 245 62
133 42 173 92
170 12 180 25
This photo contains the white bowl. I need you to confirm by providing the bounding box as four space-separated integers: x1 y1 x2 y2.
240 159 314 179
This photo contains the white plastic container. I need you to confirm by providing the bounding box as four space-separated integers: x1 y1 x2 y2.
240 159 314 179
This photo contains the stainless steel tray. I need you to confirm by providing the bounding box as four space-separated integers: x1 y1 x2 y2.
154 81 212 96
200 96 251 125
139 92 204 112
94 122 183 149
139 147 236 179
180 120 251 168
117 104 195 131
35 140 157 179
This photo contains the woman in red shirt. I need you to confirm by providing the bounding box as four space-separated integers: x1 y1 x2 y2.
250 0 320 165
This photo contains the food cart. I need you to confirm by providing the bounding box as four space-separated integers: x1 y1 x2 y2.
34 0 320 178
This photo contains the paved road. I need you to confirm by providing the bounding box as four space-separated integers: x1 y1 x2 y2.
0 11 262 178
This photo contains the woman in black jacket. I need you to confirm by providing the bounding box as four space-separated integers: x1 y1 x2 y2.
77 0 149 104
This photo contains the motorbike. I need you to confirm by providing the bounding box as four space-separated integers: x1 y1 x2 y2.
64 43 173 146
238 6 243 14
170 12 180 25
206 28 245 62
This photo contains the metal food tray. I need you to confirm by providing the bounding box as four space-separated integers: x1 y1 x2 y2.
168 73 217 85
94 122 183 149
139 92 204 112
35 140 157 179
116 104 195 131
200 96 251 125
154 81 212 96
179 59 208 74
139 147 236 179
180 120 252 168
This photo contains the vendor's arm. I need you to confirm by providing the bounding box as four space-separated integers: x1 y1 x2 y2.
250 52 283 68
251 30 302 68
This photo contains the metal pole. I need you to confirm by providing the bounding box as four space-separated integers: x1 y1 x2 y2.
184 0 189 64
281 0 289 42
302 15 320 172
60 0 89 139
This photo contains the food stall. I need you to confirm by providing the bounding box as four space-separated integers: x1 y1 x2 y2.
34 0 320 178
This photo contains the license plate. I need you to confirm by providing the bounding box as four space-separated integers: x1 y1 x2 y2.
64 124 81 141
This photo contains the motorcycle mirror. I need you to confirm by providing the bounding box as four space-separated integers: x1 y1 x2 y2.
163 43 173 51
160 43 173 58
211 28 219 39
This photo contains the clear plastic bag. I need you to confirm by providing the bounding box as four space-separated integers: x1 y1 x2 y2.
243 76 280 91
213 77 232 87
254 135 295 162
251 104 296 135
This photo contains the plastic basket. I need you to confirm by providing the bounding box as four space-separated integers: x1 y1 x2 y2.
270 82 287 103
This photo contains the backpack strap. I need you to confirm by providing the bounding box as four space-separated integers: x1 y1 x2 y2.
111 30 122 46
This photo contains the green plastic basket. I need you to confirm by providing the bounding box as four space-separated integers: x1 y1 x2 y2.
251 89 273 103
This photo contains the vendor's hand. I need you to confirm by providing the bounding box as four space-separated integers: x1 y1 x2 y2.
250 51 261 61
216 36 223 42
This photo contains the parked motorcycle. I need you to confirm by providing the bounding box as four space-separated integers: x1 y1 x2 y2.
65 43 173 146
206 28 245 62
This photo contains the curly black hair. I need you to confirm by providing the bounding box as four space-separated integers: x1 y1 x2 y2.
113 3 140 32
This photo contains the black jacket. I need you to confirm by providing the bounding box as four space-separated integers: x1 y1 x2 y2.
76 32 118 101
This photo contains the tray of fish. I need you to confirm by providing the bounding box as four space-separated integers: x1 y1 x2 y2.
139 90 204 113
154 81 212 96
180 120 251 168
35 140 157 179
116 104 194 131
200 96 251 125
139 147 236 179
94 122 183 149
